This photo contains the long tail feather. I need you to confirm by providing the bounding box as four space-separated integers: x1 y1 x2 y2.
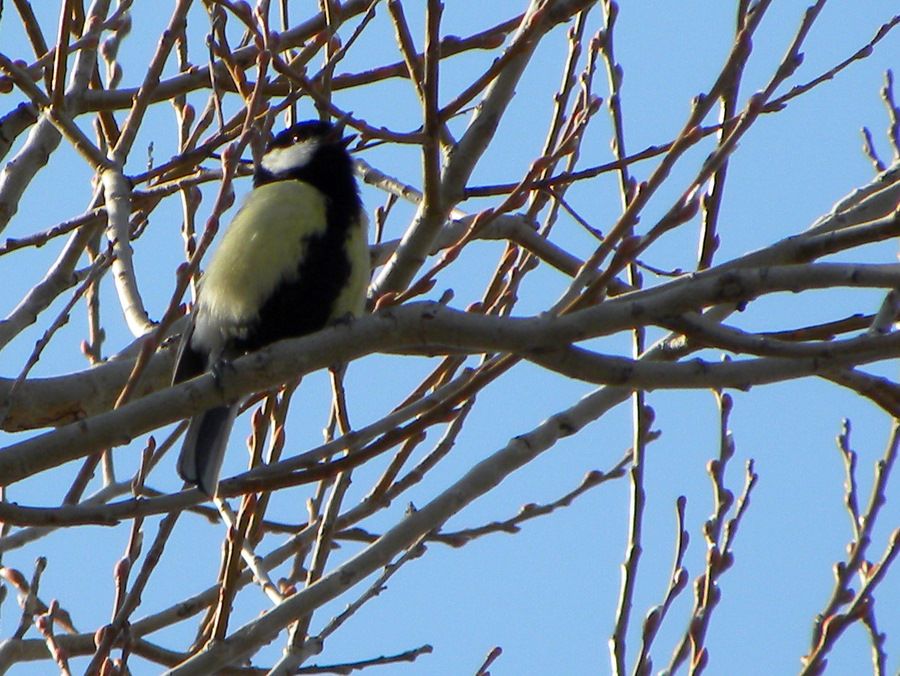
177 404 239 495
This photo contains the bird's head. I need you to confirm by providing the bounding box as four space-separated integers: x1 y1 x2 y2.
255 120 356 190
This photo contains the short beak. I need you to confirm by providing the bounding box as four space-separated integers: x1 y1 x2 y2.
329 112 357 149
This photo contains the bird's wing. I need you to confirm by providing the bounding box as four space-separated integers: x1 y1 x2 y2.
172 318 206 384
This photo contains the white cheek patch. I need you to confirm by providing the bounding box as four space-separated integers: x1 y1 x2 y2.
260 139 319 174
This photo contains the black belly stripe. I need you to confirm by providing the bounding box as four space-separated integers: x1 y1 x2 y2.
235 220 352 353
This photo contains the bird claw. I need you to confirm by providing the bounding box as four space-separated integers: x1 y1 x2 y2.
332 311 356 327
209 359 235 390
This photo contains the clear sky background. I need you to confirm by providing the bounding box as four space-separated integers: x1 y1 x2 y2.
1 2 899 674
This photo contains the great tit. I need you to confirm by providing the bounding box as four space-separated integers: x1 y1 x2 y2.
172 120 369 495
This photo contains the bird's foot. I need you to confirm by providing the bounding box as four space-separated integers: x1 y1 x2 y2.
331 311 357 327
209 358 236 390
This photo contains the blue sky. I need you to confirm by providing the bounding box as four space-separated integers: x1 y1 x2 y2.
1 2 899 674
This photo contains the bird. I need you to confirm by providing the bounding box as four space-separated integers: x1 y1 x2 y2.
172 119 369 496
